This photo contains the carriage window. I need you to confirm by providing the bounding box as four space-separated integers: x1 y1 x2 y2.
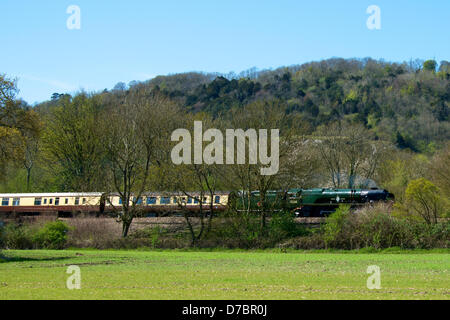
146 197 156 205
173 197 178 204
49 198 53 205
83 198 86 204
187 197 193 204
194 198 199 204
1 198 9 206
44 199 47 205
119 198 123 205
75 197 80 205
65 198 69 204
34 198 42 206
55 198 60 206
161 197 170 204
13 198 20 206
134 197 143 205
215 196 221 204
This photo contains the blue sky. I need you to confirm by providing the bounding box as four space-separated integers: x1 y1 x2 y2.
0 0 448 104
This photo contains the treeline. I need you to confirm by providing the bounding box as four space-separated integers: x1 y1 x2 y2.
132 58 450 153
0 57 449 241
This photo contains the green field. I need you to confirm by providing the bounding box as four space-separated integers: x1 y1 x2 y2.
0 249 449 300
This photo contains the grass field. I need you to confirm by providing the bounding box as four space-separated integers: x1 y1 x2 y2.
0 249 449 300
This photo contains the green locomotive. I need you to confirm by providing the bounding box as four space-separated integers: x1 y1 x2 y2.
232 188 395 217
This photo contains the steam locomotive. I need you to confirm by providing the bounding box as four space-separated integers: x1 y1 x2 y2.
233 188 395 217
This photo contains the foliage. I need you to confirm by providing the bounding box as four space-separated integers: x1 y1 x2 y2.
405 178 445 224
319 204 448 250
100 90 184 237
322 205 350 247
268 211 308 241
376 151 429 204
0 223 35 249
423 60 437 72
33 221 69 249
314 123 389 188
429 143 450 198
0 57 449 246
2 57 450 194
132 58 450 153
200 210 309 248
0 221 69 250
221 99 301 230
129 226 164 248
0 75 41 181
41 93 105 191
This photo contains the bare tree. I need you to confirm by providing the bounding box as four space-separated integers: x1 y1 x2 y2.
101 90 182 237
22 115 43 191
222 100 298 231
167 116 224 246
314 122 389 189
174 163 220 246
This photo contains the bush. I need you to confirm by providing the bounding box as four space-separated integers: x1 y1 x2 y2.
66 218 121 248
405 178 445 224
33 221 69 249
319 203 449 249
198 211 310 249
1 223 34 249
1 207 446 250
268 211 309 241
130 226 164 248
204 216 264 248
279 233 325 250
322 205 350 248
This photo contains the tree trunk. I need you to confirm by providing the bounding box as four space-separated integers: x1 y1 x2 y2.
184 214 196 247
261 211 266 231
259 190 267 232
122 220 131 237
26 167 31 192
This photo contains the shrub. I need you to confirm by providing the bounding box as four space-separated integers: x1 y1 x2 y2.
1 223 34 249
318 203 449 250
33 221 69 249
279 233 325 250
66 218 121 248
405 178 445 224
204 216 262 248
200 211 310 249
322 205 350 248
130 226 164 248
268 211 309 241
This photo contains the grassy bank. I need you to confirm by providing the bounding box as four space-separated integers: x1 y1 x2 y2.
1 249 448 299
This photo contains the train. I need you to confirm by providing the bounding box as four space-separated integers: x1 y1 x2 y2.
232 188 394 217
0 188 394 218
0 192 229 217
